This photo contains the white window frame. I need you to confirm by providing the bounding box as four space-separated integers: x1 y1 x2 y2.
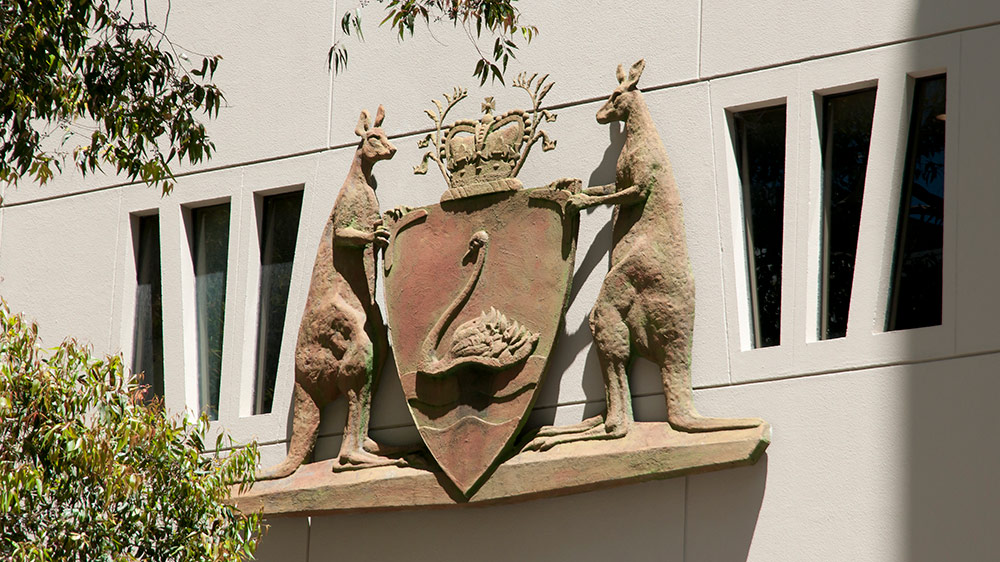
711 34 961 385
113 159 321 450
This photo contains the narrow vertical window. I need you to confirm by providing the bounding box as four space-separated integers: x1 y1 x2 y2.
253 191 303 414
888 75 946 331
191 203 231 420
131 215 164 403
733 105 787 348
820 88 877 339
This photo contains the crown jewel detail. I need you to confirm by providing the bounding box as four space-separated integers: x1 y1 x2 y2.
414 73 558 202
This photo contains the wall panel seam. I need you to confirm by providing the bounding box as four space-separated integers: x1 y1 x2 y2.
705 80 734 384
107 189 124 353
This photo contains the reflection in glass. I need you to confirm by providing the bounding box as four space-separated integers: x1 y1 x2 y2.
191 203 230 420
131 215 164 403
820 88 877 339
733 105 787 348
888 75 946 331
253 191 303 414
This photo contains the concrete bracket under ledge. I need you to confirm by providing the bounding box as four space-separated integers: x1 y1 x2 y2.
230 422 771 515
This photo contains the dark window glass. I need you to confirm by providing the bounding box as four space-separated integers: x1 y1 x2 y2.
733 105 787 348
820 88 877 339
191 203 231 420
253 191 303 414
131 215 164 404
888 75 946 331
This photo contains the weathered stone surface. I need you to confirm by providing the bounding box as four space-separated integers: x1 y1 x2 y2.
256 106 413 481
232 422 770 515
380 77 578 496
413 76 557 202
527 60 764 452
253 64 770 503
384 187 578 495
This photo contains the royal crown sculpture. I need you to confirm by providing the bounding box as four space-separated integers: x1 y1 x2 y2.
243 61 770 514
414 73 557 201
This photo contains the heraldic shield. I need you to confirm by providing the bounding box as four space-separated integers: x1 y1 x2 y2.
384 188 577 494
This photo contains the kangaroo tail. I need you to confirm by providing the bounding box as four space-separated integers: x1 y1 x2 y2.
256 382 321 480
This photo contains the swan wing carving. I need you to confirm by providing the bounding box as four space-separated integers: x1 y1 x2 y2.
421 307 539 377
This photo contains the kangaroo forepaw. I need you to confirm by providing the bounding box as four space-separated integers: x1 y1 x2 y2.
546 177 582 193
383 205 413 223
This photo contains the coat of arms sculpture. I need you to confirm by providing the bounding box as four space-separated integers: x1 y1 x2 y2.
246 61 770 512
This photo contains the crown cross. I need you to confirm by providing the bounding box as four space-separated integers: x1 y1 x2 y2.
414 73 558 202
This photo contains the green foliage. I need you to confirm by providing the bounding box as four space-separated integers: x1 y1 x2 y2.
330 0 537 85
0 0 225 194
0 303 261 561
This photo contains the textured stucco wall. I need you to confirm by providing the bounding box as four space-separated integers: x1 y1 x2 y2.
2 1 999 560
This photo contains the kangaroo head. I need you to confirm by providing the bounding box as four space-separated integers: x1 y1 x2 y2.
596 59 646 125
355 105 397 163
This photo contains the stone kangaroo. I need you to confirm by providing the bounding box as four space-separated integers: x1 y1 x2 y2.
529 60 762 451
258 106 409 479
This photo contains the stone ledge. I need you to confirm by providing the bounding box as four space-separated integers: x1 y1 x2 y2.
232 422 770 516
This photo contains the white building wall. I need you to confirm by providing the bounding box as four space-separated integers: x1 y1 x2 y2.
2 1 999 559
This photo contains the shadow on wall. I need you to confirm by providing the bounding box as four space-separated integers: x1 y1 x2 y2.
526 121 626 427
907 2 1000 558
588 121 625 188
530 216 612 425
685 455 769 562
906 357 1000 561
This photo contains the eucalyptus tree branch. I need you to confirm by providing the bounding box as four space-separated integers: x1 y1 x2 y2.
329 0 538 86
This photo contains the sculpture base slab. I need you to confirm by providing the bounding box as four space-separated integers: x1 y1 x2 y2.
232 422 770 516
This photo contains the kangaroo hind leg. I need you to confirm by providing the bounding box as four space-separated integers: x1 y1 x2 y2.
334 329 408 471
256 381 323 480
525 296 633 452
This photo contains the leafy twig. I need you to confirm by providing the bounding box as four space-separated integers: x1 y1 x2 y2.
331 1 537 85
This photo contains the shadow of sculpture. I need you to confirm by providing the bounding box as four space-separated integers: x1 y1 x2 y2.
531 122 626 427
587 121 626 203
684 454 769 561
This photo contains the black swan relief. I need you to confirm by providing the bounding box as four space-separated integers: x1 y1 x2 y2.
418 230 539 378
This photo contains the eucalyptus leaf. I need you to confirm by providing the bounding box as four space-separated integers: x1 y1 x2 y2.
330 0 537 85
0 301 261 561
1 1 225 194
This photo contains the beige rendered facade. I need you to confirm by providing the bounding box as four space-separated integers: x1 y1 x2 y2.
1 1 998 560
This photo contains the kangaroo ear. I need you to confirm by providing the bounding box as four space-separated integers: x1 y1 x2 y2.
373 104 385 127
625 59 645 90
616 63 626 84
354 109 371 137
